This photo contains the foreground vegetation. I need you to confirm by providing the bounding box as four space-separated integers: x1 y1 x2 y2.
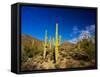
21 34 95 71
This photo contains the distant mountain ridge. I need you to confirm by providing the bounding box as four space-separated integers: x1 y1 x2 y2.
21 34 75 48
21 34 43 48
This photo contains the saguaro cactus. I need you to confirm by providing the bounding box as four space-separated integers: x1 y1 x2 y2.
55 22 59 63
52 37 55 47
43 30 48 59
32 40 34 47
58 35 61 45
49 36 52 49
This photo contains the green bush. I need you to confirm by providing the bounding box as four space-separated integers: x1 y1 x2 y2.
77 38 95 60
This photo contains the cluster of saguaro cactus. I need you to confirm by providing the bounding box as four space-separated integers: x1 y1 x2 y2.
43 21 61 63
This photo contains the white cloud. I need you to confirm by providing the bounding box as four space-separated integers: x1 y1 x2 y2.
69 24 95 43
73 26 79 33
79 30 91 40
78 24 95 40
70 26 79 37
68 38 78 44
86 24 95 34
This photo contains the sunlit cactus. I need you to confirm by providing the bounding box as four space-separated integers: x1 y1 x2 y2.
52 37 55 46
43 30 48 59
32 40 34 47
55 22 59 63
58 35 61 45
42 18 61 63
49 36 52 49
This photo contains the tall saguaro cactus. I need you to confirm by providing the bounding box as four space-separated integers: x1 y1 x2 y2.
55 22 59 63
52 37 55 47
43 30 48 59
58 35 61 45
49 36 52 49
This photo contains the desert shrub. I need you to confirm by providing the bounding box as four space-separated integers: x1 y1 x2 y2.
77 38 95 60
21 60 38 71
21 46 28 63
21 51 28 63
32 45 43 58
21 45 34 63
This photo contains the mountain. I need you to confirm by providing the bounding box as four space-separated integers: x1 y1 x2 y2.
21 34 43 49
61 41 75 46
60 41 75 51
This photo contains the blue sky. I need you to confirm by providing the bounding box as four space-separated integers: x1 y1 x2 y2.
21 6 96 42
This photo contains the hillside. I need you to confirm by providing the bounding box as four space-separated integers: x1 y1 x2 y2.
21 34 96 71
22 34 43 48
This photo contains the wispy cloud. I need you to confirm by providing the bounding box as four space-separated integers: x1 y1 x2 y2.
86 24 95 35
79 30 91 40
70 25 79 37
69 24 95 44
68 38 78 44
79 24 95 40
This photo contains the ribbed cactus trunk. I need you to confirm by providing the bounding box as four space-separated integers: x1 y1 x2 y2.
49 36 52 49
55 23 59 63
32 40 34 47
59 35 61 45
52 38 55 46
43 30 48 59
